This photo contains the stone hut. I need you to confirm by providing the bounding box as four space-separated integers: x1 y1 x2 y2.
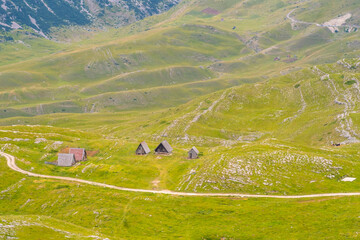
188 147 199 159
57 153 76 167
136 141 151 155
155 140 173 154
69 148 87 162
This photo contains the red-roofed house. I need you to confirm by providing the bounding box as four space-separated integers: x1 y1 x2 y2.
69 148 87 162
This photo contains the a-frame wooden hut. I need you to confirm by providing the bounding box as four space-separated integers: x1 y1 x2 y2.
155 140 173 154
188 147 199 159
136 141 151 155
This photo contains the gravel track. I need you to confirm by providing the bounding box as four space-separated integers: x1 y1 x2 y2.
2 151 360 199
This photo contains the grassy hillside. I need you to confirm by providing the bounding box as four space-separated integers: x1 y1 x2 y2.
1 60 360 196
0 0 359 118
1 0 360 238
2 158 360 239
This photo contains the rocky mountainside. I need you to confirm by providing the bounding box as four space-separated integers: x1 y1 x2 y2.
0 0 180 37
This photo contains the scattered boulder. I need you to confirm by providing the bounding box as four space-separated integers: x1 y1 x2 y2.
35 138 47 144
341 177 356 182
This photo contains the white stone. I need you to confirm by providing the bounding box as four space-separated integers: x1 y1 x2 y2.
341 177 356 182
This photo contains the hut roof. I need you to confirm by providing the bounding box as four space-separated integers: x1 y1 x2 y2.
189 146 199 154
139 141 151 154
69 148 86 161
156 140 173 153
161 140 173 152
58 153 75 167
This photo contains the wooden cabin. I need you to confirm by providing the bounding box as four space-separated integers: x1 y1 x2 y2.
188 147 199 159
57 153 76 167
69 148 87 162
155 140 173 154
136 141 151 155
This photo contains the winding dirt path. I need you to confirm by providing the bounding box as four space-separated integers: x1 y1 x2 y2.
2 151 360 199
287 9 360 29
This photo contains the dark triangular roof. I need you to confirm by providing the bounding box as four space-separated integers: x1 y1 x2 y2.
189 146 199 154
155 140 173 153
139 141 151 154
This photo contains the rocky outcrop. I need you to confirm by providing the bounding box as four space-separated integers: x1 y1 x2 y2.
0 0 181 37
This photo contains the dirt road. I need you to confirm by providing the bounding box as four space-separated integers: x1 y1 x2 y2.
2 151 360 199
287 9 360 29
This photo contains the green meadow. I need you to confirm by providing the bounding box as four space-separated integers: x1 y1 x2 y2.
1 0 360 238
2 159 360 239
1 60 360 196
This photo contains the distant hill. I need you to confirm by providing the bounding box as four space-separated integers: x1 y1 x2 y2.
1 0 360 118
0 0 180 37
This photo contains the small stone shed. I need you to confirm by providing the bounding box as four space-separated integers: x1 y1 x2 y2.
136 141 151 155
57 153 76 167
69 148 87 162
188 147 199 159
155 140 173 154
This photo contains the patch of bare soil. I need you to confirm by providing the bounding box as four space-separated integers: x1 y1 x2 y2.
201 8 220 15
87 150 99 157
152 179 160 189
323 13 352 33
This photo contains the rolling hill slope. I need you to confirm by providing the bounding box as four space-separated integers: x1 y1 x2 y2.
1 0 360 239
1 60 360 196
0 0 360 119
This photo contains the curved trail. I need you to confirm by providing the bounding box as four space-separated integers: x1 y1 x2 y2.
286 9 360 29
2 151 360 199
